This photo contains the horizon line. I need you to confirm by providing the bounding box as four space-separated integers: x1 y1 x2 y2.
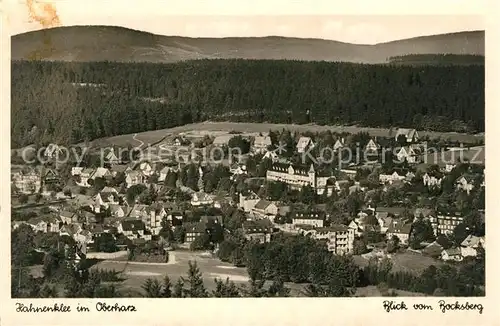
12 24 485 46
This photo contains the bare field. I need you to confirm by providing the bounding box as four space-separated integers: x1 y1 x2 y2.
86 121 483 149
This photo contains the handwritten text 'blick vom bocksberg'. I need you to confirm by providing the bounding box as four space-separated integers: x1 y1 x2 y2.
383 300 484 314
15 302 137 313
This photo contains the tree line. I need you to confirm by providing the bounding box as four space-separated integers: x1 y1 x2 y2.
11 59 484 148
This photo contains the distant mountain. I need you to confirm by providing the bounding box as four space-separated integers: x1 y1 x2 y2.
11 25 485 64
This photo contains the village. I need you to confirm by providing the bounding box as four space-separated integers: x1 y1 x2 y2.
11 126 486 294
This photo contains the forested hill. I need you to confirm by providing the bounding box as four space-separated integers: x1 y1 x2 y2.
12 26 484 64
11 60 484 148
388 54 485 66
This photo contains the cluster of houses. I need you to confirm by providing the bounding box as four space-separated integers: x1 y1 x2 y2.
11 127 485 263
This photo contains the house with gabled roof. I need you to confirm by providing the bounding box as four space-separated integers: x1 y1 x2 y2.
253 135 272 153
11 167 41 194
296 136 314 153
71 167 84 176
386 220 412 245
158 165 176 183
110 164 130 177
396 146 419 163
455 175 476 194
441 247 463 262
291 210 326 228
191 192 214 207
135 161 155 176
95 189 120 209
42 168 60 185
252 199 279 217
118 219 146 240
60 210 78 224
184 222 208 244
239 191 261 212
125 170 147 188
379 171 405 184
395 128 419 143
365 138 380 153
422 172 444 188
44 143 64 158
460 235 485 258
242 219 274 243
76 168 95 187
91 167 112 180
333 138 345 152
103 148 121 165
303 224 355 255
108 204 128 218
263 150 279 162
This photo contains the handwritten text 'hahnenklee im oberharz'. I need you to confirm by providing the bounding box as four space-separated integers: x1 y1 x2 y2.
15 302 137 313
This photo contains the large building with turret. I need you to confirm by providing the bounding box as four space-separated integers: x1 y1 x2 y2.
266 163 334 195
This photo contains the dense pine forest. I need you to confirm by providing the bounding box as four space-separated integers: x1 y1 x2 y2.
11 59 484 148
388 54 485 66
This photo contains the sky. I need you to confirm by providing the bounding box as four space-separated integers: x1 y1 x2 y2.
5 0 486 44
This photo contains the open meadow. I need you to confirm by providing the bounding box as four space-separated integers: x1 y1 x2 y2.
85 121 484 150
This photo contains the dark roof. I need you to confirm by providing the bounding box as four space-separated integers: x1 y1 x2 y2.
121 219 145 231
184 222 207 234
315 224 348 233
111 164 129 173
269 162 312 176
443 248 462 256
375 207 407 216
243 219 273 234
292 211 326 220
387 221 412 235
200 215 223 225
254 199 272 210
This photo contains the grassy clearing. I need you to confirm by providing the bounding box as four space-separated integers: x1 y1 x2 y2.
86 121 483 150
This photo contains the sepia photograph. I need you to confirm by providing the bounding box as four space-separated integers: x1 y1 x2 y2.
7 2 487 305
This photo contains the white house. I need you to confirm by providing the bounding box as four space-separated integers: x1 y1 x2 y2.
333 138 345 152
76 168 95 188
441 248 463 262
230 164 247 176
455 176 475 194
44 143 64 158
253 136 272 153
137 162 154 177
379 171 405 184
296 137 314 153
386 220 412 245
395 128 419 143
460 235 485 258
125 171 147 188
365 139 379 153
118 219 148 240
396 146 418 163
95 189 120 209
444 164 457 173
158 166 173 183
252 200 279 217
91 167 112 180
423 173 443 188
263 150 279 161
190 192 214 206
292 211 325 228
71 167 84 176
239 192 261 212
